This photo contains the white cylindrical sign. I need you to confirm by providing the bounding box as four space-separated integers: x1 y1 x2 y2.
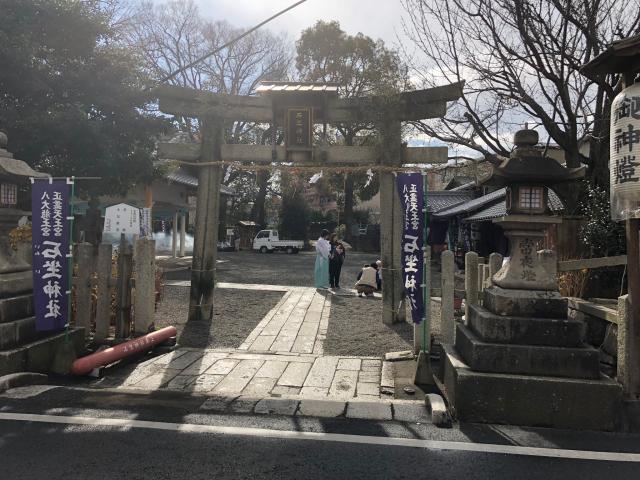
611 82 640 220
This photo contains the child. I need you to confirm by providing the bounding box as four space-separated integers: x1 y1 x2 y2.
355 262 381 297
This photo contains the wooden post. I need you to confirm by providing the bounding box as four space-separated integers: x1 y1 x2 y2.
94 242 112 341
115 234 133 338
74 243 94 338
172 212 178 258
465 251 479 324
623 218 640 398
378 120 403 325
179 213 186 258
441 250 455 345
134 237 156 335
188 116 223 322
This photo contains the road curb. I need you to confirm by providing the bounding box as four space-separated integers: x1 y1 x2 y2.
46 385 430 423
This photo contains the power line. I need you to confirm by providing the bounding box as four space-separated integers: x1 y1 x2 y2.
156 0 308 86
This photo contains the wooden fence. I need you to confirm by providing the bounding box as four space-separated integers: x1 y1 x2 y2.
72 237 156 342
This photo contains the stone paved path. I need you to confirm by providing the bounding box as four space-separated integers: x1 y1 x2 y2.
97 284 397 404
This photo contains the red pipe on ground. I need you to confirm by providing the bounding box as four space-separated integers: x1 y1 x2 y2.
71 326 177 376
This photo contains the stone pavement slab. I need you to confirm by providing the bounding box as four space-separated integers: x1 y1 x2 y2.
346 400 393 420
254 397 299 415
298 399 346 417
278 362 312 387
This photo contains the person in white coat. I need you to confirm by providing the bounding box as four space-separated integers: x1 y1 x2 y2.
314 229 331 289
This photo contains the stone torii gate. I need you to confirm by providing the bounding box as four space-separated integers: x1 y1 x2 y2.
154 81 463 325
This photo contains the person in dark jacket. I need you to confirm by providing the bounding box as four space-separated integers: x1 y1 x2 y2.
329 234 346 289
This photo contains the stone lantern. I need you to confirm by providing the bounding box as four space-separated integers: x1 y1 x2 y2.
0 130 47 273
488 129 584 291
0 130 55 374
439 129 624 431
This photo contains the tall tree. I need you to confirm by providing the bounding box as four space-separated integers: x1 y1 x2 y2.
0 0 167 195
295 21 410 236
128 0 291 224
401 0 640 199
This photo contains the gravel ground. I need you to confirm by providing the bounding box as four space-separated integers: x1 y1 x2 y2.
154 286 283 349
325 297 442 356
166 250 389 287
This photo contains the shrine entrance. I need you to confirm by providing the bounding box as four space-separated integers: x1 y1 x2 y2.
154 80 462 327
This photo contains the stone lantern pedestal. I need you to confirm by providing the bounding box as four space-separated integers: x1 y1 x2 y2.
439 130 622 431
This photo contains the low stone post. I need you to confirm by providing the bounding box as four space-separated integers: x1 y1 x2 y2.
179 213 186 258
172 212 178 258
74 243 94 337
134 237 156 335
115 235 133 339
441 250 455 344
618 294 631 395
94 242 113 341
489 252 503 281
465 252 479 324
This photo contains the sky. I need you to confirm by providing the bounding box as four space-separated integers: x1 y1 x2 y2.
190 0 408 47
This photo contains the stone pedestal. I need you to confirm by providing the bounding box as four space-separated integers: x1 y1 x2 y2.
441 283 623 430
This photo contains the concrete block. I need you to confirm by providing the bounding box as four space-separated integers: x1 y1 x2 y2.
424 394 451 427
14 316 36 344
568 308 607 346
199 395 237 412
484 286 567 319
0 320 18 349
254 397 299 415
456 324 600 379
0 372 48 393
0 270 32 298
228 396 261 413
0 349 27 377
0 294 34 323
26 328 85 373
392 400 430 423
441 345 622 431
468 304 583 347
298 399 346 418
346 400 392 420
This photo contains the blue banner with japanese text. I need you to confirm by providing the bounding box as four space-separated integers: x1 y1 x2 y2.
397 173 425 324
32 180 71 331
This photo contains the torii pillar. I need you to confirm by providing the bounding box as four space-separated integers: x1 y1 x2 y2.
189 117 223 322
379 120 406 324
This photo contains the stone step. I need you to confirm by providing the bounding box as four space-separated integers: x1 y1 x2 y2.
0 294 34 324
468 304 584 347
0 327 85 376
455 324 601 379
0 317 36 349
484 286 567 319
440 344 622 431
0 270 32 298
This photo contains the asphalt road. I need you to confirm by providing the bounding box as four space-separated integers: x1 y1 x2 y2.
2 386 640 480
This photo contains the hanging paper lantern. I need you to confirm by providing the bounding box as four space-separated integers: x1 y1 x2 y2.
610 82 640 220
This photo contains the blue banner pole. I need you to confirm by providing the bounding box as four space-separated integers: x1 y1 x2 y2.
65 176 75 342
422 171 429 355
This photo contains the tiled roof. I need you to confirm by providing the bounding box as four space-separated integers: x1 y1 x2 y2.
462 189 564 222
434 188 506 218
166 168 235 196
426 191 476 213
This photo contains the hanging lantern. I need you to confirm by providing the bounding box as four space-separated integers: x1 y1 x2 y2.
610 82 640 220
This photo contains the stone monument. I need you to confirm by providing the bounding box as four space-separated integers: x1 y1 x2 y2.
440 129 623 431
0 131 84 376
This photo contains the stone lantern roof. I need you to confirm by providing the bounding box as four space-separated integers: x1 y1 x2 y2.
0 131 48 183
486 129 585 187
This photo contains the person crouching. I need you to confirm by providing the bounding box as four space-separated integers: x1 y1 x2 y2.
355 262 381 297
